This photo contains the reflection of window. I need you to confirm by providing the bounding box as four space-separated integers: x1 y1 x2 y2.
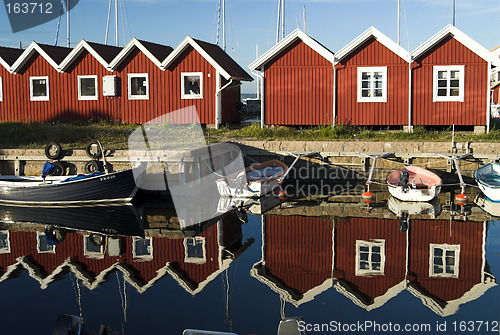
184 236 206 264
181 72 203 99
128 73 149 100
357 67 387 102
430 243 460 278
0 230 10 254
133 237 153 261
433 65 464 102
30 76 49 101
78 75 98 100
83 235 104 259
355 239 385 276
37 232 56 253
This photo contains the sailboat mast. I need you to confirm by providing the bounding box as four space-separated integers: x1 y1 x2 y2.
276 0 281 43
451 0 455 26
281 0 285 40
67 0 70 47
222 0 226 51
397 0 400 45
105 0 112 45
303 5 306 33
115 0 119 46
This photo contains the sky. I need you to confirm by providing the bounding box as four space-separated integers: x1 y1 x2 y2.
0 0 498 93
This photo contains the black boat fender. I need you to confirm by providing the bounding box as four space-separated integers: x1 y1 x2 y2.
44 142 63 160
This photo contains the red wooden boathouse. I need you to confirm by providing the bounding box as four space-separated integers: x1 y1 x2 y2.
334 27 411 126
0 36 252 126
248 29 335 126
411 25 493 131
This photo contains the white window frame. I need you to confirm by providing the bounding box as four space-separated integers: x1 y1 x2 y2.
0 230 11 254
30 76 50 101
132 237 153 261
77 75 98 101
433 65 465 102
36 231 56 254
83 235 104 259
355 239 385 276
0 77 3 102
127 73 149 100
429 243 460 278
357 67 387 102
181 72 203 99
184 236 206 264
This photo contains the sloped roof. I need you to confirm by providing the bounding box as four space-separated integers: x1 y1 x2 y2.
109 38 171 69
86 42 123 63
10 42 71 73
161 36 253 81
249 29 335 71
193 39 253 81
335 26 411 63
412 24 494 64
0 46 23 69
58 40 123 71
137 40 173 64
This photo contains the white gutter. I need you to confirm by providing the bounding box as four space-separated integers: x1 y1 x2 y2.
487 61 492 133
332 62 336 126
251 67 265 128
215 76 234 129
408 58 413 132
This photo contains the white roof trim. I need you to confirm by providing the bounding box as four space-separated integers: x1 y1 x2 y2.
161 36 231 79
59 40 113 72
249 29 335 71
335 26 411 63
412 24 494 63
108 38 163 70
0 58 12 72
10 41 62 74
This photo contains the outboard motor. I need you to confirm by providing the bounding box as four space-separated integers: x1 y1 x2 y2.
399 169 410 193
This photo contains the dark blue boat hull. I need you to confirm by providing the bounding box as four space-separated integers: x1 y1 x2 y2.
0 169 138 205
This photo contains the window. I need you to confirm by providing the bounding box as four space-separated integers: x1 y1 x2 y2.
429 243 460 278
30 76 49 101
181 72 203 99
83 235 104 259
128 73 149 100
355 239 385 276
357 67 387 102
433 65 465 102
36 231 56 253
0 77 3 102
78 75 98 100
0 230 10 254
133 237 153 261
184 236 206 264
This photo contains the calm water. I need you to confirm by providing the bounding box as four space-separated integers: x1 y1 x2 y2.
0 189 498 335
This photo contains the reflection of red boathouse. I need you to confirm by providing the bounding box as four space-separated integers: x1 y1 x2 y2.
0 214 252 295
251 214 496 314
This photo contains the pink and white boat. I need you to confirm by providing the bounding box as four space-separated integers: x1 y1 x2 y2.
387 166 442 202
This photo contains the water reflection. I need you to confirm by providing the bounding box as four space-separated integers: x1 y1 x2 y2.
252 191 497 317
0 188 497 333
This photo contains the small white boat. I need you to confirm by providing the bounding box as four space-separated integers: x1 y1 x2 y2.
474 193 500 217
386 166 442 202
474 162 500 201
216 159 287 198
387 196 442 218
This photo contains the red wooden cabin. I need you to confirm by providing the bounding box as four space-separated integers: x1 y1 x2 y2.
250 215 334 306
333 217 407 310
0 36 252 126
334 27 411 126
407 220 495 316
411 25 493 130
249 29 335 126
